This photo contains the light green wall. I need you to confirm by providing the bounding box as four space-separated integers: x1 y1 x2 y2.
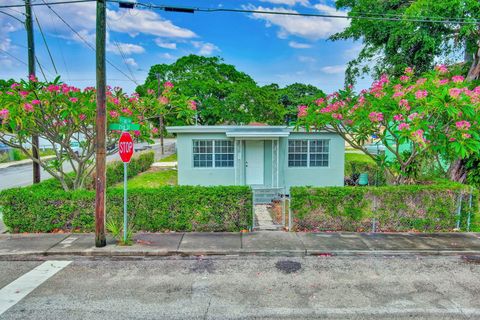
176 131 345 190
283 132 345 191
177 133 236 186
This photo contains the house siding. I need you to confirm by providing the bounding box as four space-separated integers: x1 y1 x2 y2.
283 132 344 191
176 133 236 186
174 129 344 191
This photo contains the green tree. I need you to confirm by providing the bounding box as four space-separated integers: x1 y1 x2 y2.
277 83 325 124
137 55 285 125
333 0 480 84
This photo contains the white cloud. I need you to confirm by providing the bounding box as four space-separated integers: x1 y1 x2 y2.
289 41 311 49
298 55 316 63
124 58 138 68
108 9 197 39
107 42 145 55
321 64 346 74
0 12 23 68
260 0 310 6
161 53 176 60
343 44 363 59
192 41 220 56
155 39 177 50
245 4 348 40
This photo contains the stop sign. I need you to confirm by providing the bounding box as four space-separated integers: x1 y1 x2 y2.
118 132 134 163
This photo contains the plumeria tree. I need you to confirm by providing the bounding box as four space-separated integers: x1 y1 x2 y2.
296 66 480 184
140 81 197 153
0 76 193 190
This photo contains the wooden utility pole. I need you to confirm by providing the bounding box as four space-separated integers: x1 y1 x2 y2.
95 0 107 247
25 0 41 184
156 73 164 155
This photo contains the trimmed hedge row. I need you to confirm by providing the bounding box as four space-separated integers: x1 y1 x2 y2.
0 185 252 233
291 184 478 232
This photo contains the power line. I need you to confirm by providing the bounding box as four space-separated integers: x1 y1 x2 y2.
107 22 138 84
0 0 95 9
33 8 59 74
107 0 480 25
0 47 27 66
40 0 138 85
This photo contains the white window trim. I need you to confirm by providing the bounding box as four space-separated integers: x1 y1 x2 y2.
287 139 330 168
192 139 235 169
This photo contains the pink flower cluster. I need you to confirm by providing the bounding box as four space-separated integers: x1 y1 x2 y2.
0 109 9 119
189 100 197 111
415 90 428 99
455 120 471 130
163 81 174 89
23 103 34 112
152 127 159 134
109 111 119 118
398 123 410 131
158 96 169 105
435 65 448 74
452 75 465 83
398 99 410 110
393 114 404 121
332 113 343 120
297 105 308 118
368 111 383 123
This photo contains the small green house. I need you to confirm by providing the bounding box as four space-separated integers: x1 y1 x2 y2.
167 125 345 201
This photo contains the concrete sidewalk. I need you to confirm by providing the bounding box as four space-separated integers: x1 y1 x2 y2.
1 232 480 258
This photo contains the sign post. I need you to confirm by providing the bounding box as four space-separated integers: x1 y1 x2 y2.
118 131 134 243
109 117 139 243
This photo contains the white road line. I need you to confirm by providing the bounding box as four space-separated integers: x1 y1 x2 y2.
0 260 71 316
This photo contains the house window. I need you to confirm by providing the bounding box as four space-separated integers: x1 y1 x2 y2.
288 139 329 167
288 140 308 167
193 140 234 168
309 140 329 167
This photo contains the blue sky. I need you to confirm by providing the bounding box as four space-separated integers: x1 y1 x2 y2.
0 0 371 93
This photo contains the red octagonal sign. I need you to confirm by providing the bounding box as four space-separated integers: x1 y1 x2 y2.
118 132 134 163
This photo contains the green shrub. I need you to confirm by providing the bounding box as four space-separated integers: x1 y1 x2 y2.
291 184 478 232
345 153 386 186
85 151 155 189
0 185 252 233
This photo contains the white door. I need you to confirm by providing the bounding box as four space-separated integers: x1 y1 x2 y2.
245 140 264 185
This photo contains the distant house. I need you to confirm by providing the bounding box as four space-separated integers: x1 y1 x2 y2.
167 125 344 200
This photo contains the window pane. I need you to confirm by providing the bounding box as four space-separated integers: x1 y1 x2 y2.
193 140 213 167
310 140 329 167
288 140 308 167
214 140 234 167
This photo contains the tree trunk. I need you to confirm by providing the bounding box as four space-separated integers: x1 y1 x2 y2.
448 158 468 183
466 41 480 81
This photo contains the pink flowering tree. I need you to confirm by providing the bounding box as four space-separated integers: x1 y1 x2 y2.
0 76 158 190
140 81 196 153
296 66 480 184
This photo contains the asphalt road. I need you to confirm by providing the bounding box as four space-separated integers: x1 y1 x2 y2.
0 139 175 191
0 255 479 319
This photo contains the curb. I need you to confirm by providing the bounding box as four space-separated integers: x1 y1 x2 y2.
1 249 480 259
0 155 56 170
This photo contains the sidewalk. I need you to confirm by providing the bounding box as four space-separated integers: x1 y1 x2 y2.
1 232 480 258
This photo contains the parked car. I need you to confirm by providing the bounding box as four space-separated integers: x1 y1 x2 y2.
364 142 386 155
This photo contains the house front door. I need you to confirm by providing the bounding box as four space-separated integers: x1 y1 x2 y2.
245 140 264 185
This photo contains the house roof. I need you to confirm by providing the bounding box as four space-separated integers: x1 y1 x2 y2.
166 125 291 138
166 125 333 138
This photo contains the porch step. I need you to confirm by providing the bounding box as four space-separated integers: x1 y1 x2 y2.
252 187 283 204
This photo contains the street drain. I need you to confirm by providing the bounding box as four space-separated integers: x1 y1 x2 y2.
275 260 301 274
462 255 480 264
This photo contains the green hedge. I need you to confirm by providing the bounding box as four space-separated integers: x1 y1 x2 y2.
104 151 155 188
0 185 252 233
345 153 386 186
291 184 478 232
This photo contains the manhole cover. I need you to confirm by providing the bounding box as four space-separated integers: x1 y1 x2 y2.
275 260 302 274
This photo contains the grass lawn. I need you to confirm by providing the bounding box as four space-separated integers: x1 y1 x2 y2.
345 152 375 163
159 153 177 162
116 168 177 188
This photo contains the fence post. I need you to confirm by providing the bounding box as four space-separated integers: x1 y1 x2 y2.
455 192 463 230
288 198 292 231
251 191 255 231
467 187 473 232
282 188 286 227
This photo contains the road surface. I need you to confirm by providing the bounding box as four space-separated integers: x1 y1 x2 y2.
0 255 479 319
0 139 175 191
